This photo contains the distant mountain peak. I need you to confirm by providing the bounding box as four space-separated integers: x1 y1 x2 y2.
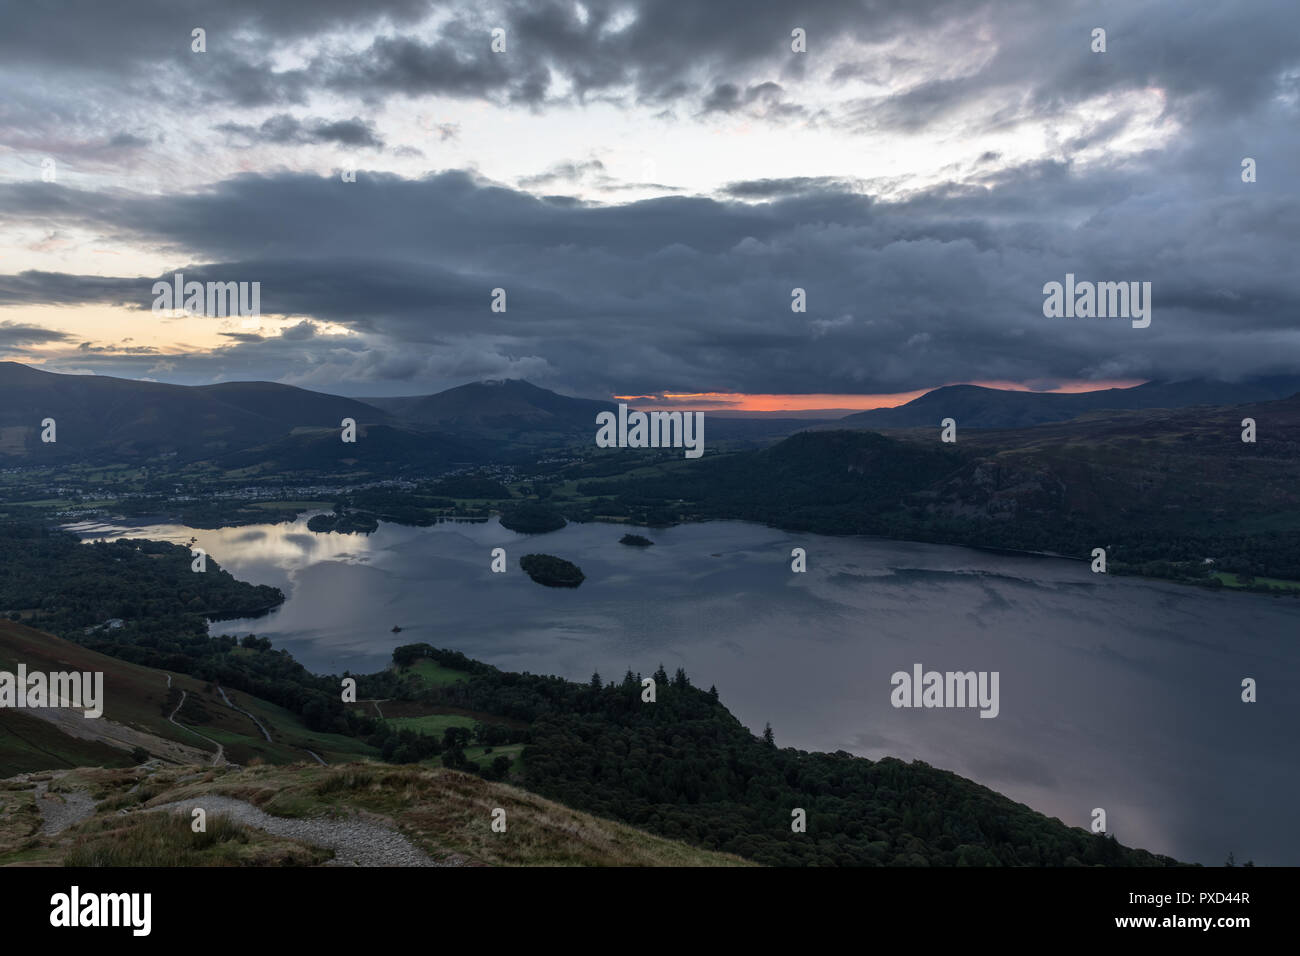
839 376 1300 430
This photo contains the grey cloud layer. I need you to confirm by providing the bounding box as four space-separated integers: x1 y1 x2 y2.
2 154 1297 394
1 0 1297 395
2 1 1296 137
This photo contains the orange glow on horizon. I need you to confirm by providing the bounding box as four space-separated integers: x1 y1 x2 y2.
612 380 1149 412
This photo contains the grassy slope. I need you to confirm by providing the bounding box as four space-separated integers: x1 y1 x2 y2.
0 622 376 768
0 763 752 867
0 710 134 776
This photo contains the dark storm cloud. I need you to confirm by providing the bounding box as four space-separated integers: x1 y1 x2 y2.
0 0 423 123
2 148 1299 395
215 114 385 148
0 322 73 349
281 319 318 340
0 271 153 308
722 177 862 198
4 0 1293 139
3 1 1298 395
701 84 743 114
834 0 1300 138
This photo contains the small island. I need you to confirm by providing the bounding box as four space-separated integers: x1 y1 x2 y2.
619 533 654 547
306 511 380 534
520 553 585 588
499 502 567 534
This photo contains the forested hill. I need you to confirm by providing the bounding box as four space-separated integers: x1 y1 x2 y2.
574 395 1300 588
395 650 1183 868
578 430 965 530
0 523 283 637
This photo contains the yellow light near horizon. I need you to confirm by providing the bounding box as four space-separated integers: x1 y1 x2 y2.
0 304 355 366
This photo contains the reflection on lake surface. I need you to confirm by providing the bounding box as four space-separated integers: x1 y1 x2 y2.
69 514 1300 866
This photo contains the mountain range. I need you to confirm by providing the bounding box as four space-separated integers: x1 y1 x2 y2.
361 379 616 442
5 361 1300 466
837 377 1300 430
0 361 389 462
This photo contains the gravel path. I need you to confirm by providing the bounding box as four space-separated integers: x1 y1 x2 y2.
147 796 455 866
32 778 98 835
167 688 225 766
216 686 272 742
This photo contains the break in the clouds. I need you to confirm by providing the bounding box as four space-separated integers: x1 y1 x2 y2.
0 0 1297 397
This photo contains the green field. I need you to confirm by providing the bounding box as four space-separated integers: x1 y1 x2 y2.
464 743 524 766
216 694 378 764
405 659 470 687
382 714 476 736
419 742 524 771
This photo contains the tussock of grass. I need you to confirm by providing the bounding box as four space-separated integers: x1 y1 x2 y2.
63 811 328 867
0 790 42 856
315 768 376 795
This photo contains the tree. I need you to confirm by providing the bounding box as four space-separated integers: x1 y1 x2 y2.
762 722 775 747
590 671 603 690
443 726 471 750
708 685 719 701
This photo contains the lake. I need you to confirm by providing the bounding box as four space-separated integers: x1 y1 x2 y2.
69 513 1300 866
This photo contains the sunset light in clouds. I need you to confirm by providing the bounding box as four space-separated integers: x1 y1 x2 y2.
617 380 1150 415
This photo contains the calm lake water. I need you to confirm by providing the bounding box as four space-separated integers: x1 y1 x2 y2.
70 514 1300 866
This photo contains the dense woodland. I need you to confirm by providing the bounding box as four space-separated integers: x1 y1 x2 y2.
568 430 1300 588
0 523 282 629
499 502 568 534
306 511 380 534
413 656 1181 867
0 523 361 735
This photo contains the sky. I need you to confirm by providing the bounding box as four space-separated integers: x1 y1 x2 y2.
0 0 1297 406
